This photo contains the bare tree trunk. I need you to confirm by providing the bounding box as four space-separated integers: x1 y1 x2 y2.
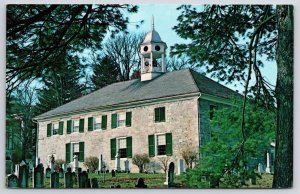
273 5 293 188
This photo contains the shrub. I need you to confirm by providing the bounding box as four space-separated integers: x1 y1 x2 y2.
54 159 65 171
84 156 99 172
132 154 150 173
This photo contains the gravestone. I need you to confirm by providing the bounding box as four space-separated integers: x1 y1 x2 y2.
7 174 18 188
135 178 147 188
18 161 29 188
87 178 91 188
78 171 88 188
78 167 82 174
167 162 175 187
124 159 129 173
73 172 77 185
62 163 67 172
14 164 19 177
59 168 64 178
91 178 99 188
64 167 73 188
50 172 59 188
45 167 51 178
115 152 121 172
116 184 121 188
111 170 116 177
33 163 44 188
73 155 78 173
177 159 184 175
6 160 13 175
50 154 55 172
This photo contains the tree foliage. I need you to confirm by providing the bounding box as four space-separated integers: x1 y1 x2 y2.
84 156 99 172
6 4 139 95
132 153 150 173
183 102 275 188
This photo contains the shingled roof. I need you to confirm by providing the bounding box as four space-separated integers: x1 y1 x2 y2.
35 69 240 120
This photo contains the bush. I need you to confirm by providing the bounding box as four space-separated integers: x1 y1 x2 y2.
132 153 150 173
54 159 65 171
84 156 99 172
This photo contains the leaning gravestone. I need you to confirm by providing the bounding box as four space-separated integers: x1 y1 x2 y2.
91 178 99 188
167 162 175 187
7 174 18 188
135 177 147 188
18 161 29 188
50 172 59 188
64 167 73 188
33 163 44 188
78 171 88 188
58 168 64 178
6 159 13 175
45 167 51 178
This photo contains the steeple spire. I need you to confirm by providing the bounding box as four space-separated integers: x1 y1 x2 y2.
151 15 154 31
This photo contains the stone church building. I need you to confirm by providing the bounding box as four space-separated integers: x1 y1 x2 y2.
34 21 240 174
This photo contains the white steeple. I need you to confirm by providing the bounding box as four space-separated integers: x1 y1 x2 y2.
140 16 167 81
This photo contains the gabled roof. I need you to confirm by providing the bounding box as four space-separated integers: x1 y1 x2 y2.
35 69 240 120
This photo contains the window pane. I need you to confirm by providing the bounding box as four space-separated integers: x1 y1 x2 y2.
94 117 101 124
73 143 79 153
157 134 166 145
119 148 127 158
118 113 126 120
74 120 79 126
94 123 101 130
118 120 125 127
157 145 166 155
119 138 127 149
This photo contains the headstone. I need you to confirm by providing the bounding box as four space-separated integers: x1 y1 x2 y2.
36 157 40 166
111 170 116 178
18 161 29 188
87 178 91 188
50 172 59 188
73 172 77 185
167 162 175 187
98 154 103 172
33 163 44 188
257 163 262 175
7 174 18 188
64 167 73 188
91 178 99 188
45 167 51 178
59 168 64 178
266 152 270 174
124 159 129 173
116 184 121 188
14 164 19 177
135 178 147 188
115 152 121 172
62 163 67 172
78 171 88 188
73 155 79 173
177 159 184 175
6 160 13 175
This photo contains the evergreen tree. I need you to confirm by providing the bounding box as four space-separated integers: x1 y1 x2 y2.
91 55 119 90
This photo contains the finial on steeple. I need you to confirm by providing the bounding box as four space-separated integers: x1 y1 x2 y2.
151 15 154 31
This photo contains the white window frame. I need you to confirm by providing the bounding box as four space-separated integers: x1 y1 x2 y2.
94 117 102 130
117 137 127 158
154 133 167 156
52 123 59 136
117 113 126 128
70 142 80 160
72 120 79 133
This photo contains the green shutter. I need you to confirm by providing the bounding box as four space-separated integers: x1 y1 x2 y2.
79 119 84 133
126 136 132 158
111 138 116 160
88 117 94 131
148 135 155 157
66 143 71 163
101 115 107 130
111 113 117 129
47 123 52 137
79 142 85 162
160 107 166 122
58 121 64 135
154 108 160 122
67 120 72 134
126 112 132 127
166 133 173 156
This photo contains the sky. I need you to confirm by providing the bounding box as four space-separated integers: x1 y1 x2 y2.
125 4 277 94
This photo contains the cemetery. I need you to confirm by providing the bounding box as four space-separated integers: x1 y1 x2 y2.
6 156 273 189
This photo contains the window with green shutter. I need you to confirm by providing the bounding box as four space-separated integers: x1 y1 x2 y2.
67 120 72 134
79 142 85 162
148 135 155 157
111 138 116 160
125 112 132 127
126 136 132 158
101 115 107 130
66 143 71 163
111 113 117 129
58 121 64 135
166 133 173 156
154 107 165 122
88 117 94 131
47 123 52 137
79 119 84 133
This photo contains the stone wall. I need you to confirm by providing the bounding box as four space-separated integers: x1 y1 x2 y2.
37 97 199 173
